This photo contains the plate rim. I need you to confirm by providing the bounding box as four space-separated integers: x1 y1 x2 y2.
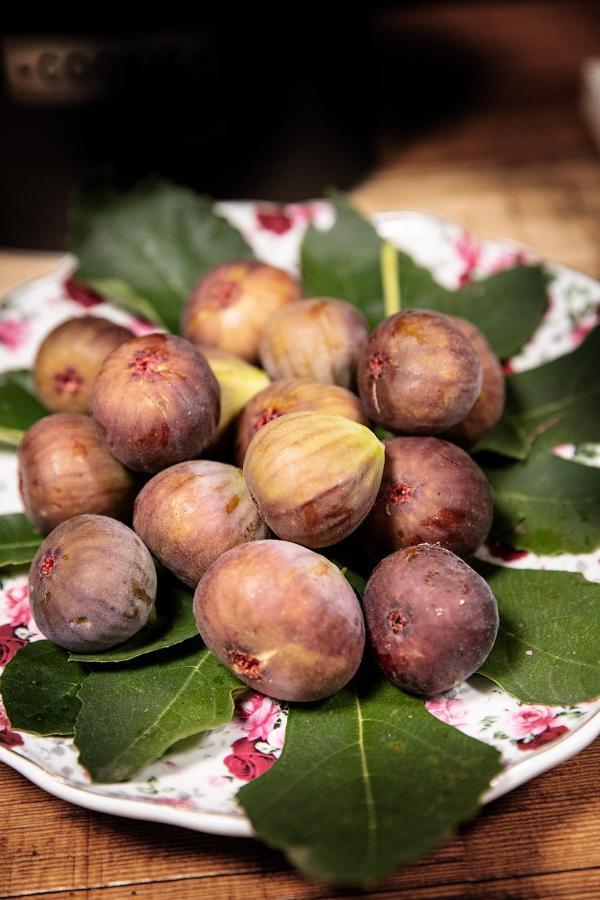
1 208 599 839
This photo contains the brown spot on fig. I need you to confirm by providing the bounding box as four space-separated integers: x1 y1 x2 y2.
54 366 84 397
388 608 410 634
39 552 55 576
229 649 263 680
131 580 153 606
312 560 330 577
387 482 413 504
226 494 240 514
420 507 468 529
69 616 92 627
367 352 390 380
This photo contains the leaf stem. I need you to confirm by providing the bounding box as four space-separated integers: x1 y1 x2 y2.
381 241 401 317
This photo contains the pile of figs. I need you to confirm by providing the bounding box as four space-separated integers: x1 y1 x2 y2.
23 258 504 702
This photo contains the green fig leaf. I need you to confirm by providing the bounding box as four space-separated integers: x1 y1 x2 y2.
74 641 244 782
1 641 88 735
239 674 501 885
0 514 43 567
0 370 48 445
476 327 600 459
477 564 600 704
485 450 600 554
69 579 198 663
70 180 254 333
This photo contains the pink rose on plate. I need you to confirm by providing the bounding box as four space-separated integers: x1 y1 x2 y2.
454 232 481 286
502 705 558 738
0 623 27 668
425 698 469 727
0 705 23 748
256 206 293 235
239 693 280 741
4 584 31 628
517 724 569 751
223 737 277 782
0 318 29 351
64 278 103 307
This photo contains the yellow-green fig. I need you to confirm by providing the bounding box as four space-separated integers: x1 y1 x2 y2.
200 345 271 442
243 411 384 548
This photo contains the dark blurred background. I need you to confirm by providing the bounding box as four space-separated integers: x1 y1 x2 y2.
0 2 598 249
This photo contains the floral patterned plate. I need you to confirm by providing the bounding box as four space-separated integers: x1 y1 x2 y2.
0 204 599 838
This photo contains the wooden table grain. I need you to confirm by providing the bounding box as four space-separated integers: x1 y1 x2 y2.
2 4 600 896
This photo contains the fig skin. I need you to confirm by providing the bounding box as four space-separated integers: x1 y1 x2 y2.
259 297 369 388
182 260 300 363
199 345 271 444
194 540 365 701
34 316 134 413
357 309 483 434
243 411 384 548
90 333 220 473
363 544 499 696
235 377 368 465
18 414 137 534
360 436 493 560
441 316 506 446
133 460 269 588
29 514 157 652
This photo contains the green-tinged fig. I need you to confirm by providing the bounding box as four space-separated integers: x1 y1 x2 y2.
90 333 220 473
34 316 134 413
442 316 506 446
259 297 369 388
29 514 157 652
133 460 269 588
357 309 482 434
364 544 499 695
182 260 300 363
200 345 271 443
18 414 137 534
360 437 493 559
235 378 368 465
194 540 365 701
243 411 384 548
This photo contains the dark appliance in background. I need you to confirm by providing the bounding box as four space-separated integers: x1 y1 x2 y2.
0 12 376 249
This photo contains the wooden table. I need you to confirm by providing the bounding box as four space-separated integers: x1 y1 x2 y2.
3 4 600 896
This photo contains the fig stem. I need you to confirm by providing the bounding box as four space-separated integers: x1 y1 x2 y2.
381 241 401 317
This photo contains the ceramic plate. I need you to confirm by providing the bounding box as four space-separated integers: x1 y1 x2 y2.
1 203 599 838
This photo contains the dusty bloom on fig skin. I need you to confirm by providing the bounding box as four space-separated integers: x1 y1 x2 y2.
501 705 558 739
223 737 277 782
425 698 470 727
239 694 280 741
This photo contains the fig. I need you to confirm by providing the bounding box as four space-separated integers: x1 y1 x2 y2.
441 316 505 446
34 316 133 413
235 377 368 465
133 460 269 588
18 414 137 534
194 540 365 701
357 309 482 434
363 544 499 695
200 345 271 443
182 260 300 363
360 436 493 559
259 297 369 388
90 333 220 473
243 411 384 548
29 514 157 652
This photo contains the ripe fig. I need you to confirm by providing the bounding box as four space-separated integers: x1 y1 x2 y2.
360 437 493 559
441 316 505 446
235 378 368 465
199 345 270 443
182 260 300 363
133 460 269 588
90 333 220 473
18 414 137 534
363 544 499 695
357 309 482 434
29 514 157 652
243 411 384 548
34 316 133 413
259 297 369 388
194 540 365 701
